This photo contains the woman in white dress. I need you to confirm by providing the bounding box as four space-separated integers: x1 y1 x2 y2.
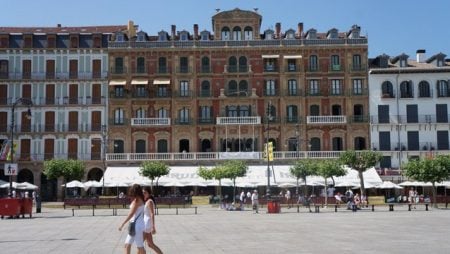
143 187 163 254
119 184 146 254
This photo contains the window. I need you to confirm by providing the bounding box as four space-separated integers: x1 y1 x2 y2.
309 55 318 71
232 27 242 40
400 81 413 98
158 57 167 73
353 79 363 95
137 33 146 42
221 27 230 40
331 55 340 70
116 34 124 42
285 31 295 39
331 105 342 115
114 86 124 98
332 137 343 151
179 81 189 97
264 58 276 72
352 54 361 70
136 140 146 153
179 57 188 73
288 79 297 96
265 80 276 96
158 108 168 118
157 139 168 153
265 30 274 40
418 81 431 97
238 56 247 72
240 105 250 117
437 80 450 97
228 56 237 72
244 27 253 40
310 138 321 151
135 108 146 118
379 132 391 151
114 140 124 153
330 80 342 95
437 131 449 150
238 80 248 95
199 106 212 123
179 107 190 124
286 105 298 122
114 108 124 125
378 105 390 124
309 80 319 95
406 104 418 123
354 137 366 150
436 104 448 123
407 131 419 151
180 32 188 41
228 80 238 95
353 104 364 122
136 57 145 73
310 105 320 116
157 85 168 97
381 81 394 97
226 106 238 117
201 56 210 73
287 59 296 71
400 59 407 67
200 31 209 41
158 31 167 41
379 156 392 168
135 85 147 97
114 57 124 73
200 80 211 97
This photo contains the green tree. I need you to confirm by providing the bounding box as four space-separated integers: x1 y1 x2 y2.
198 165 228 199
139 161 170 192
43 159 85 183
339 150 382 197
317 159 346 206
221 160 248 203
289 159 319 202
404 155 450 208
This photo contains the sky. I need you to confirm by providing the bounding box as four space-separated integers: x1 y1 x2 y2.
2 0 449 58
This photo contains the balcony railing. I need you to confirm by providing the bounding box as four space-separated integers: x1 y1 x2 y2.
216 116 261 125
9 153 102 161
372 142 440 152
131 118 170 126
307 115 347 124
105 151 349 162
1 71 107 80
370 115 450 124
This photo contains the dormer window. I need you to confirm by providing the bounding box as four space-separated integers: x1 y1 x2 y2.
200 31 209 41
180 31 189 41
327 29 338 39
285 29 295 39
437 59 444 67
158 31 168 41
264 29 274 40
348 25 360 38
116 33 124 42
232 26 242 40
244 27 253 40
400 59 407 67
137 32 146 42
306 29 317 39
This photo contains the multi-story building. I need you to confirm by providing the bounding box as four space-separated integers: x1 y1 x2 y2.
0 24 130 200
106 8 370 166
369 50 450 179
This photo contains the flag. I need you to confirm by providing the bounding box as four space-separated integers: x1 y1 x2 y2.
263 142 274 162
6 143 17 161
0 140 10 160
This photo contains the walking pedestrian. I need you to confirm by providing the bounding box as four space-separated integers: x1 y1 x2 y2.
143 187 163 254
251 190 259 213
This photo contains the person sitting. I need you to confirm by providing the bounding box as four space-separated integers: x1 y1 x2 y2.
334 192 342 206
361 194 367 207
354 193 361 208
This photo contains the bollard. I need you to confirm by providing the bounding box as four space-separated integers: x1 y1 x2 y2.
176 207 178 215
297 205 300 213
389 204 394 211
372 205 375 212
92 206 95 216
72 208 75 216
335 205 338 212
195 207 197 214
425 204 429 211
408 204 411 211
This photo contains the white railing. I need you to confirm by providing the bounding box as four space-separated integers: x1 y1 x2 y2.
105 151 347 162
131 118 171 126
216 116 261 125
307 115 347 124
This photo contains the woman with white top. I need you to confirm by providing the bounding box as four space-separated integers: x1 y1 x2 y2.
119 184 146 254
143 186 163 254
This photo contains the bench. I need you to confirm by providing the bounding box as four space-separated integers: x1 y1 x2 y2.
64 198 129 216
295 204 321 213
155 206 198 215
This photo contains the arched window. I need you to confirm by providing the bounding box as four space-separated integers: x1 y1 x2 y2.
113 140 124 153
157 139 168 153
178 107 190 124
135 140 146 153
332 137 343 151
381 81 394 98
200 80 211 97
238 56 247 72
310 105 320 116
201 56 210 73
221 27 230 40
354 137 366 150
239 105 250 117
232 26 242 40
418 81 430 97
135 108 146 118
437 80 450 97
238 80 248 95
158 108 168 118
400 81 413 98
353 104 364 122
332 105 342 115
244 26 253 40
158 57 167 73
228 56 237 72
226 105 238 117
228 80 238 95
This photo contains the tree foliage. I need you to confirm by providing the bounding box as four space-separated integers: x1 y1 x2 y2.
317 159 346 206
339 150 382 197
139 161 170 191
221 160 248 203
197 164 228 199
404 155 450 207
289 159 319 198
43 159 85 182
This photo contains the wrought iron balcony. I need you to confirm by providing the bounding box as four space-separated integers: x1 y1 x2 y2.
216 116 261 125
131 118 171 126
307 115 347 124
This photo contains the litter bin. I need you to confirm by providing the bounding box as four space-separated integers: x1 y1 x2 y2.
267 200 281 213
35 195 41 213
20 198 33 218
0 198 21 219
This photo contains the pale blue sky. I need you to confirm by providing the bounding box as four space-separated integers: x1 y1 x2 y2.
2 0 449 57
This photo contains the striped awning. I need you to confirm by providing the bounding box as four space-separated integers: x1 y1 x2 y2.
262 55 280 58
131 79 148 85
109 80 126 86
283 55 303 59
153 79 171 85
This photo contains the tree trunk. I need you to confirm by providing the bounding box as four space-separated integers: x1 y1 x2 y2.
324 178 328 207
232 178 236 203
303 177 308 200
432 183 438 208
358 170 365 197
296 178 299 197
218 179 222 199
150 179 154 193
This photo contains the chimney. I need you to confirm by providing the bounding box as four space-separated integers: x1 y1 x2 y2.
57 24 62 28
275 22 281 38
171 25 176 40
416 49 426 63
297 22 303 37
127 20 136 38
194 24 199 40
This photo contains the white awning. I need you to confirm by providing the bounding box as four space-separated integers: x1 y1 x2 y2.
262 55 280 59
153 79 171 85
131 79 148 85
283 55 303 59
109 80 126 86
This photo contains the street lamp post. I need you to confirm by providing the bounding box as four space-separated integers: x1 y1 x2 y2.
266 101 272 200
101 124 107 196
9 98 33 197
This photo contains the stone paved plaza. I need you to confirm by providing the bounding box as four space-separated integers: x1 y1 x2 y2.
1 204 449 254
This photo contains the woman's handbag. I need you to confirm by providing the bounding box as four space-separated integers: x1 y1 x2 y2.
127 212 142 236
